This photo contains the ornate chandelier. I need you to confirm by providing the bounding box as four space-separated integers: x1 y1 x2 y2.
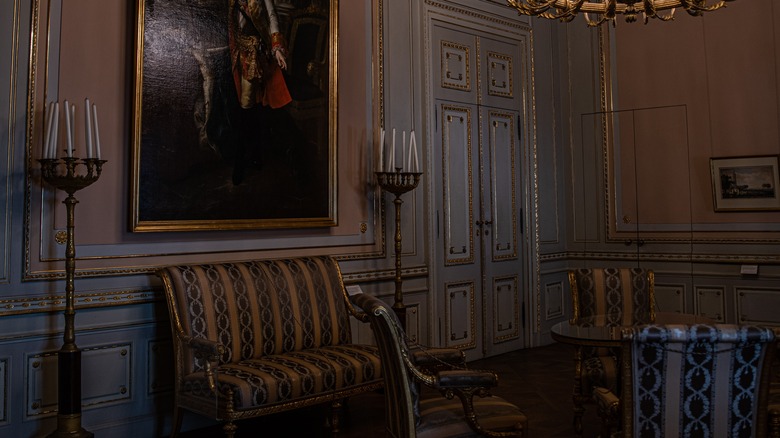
506 0 732 26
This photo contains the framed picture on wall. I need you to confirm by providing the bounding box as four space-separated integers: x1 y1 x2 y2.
130 0 337 232
710 155 780 211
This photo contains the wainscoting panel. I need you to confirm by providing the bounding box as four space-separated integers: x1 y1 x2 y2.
654 283 686 314
405 303 420 344
0 358 6 423
147 339 173 395
544 281 564 321
26 343 132 418
695 286 725 322
82 344 132 407
26 351 58 417
736 287 780 325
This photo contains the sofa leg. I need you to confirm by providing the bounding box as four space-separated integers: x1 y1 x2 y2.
222 420 237 438
330 399 344 435
169 405 183 438
770 407 780 438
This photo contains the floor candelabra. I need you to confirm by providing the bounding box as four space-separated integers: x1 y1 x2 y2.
376 169 422 329
39 157 105 438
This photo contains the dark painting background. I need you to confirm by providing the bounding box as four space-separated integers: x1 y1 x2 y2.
136 0 332 227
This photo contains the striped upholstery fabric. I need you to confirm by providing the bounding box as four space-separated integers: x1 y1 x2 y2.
768 347 780 437
352 293 527 437
614 324 776 438
159 256 383 435
570 267 655 327
568 267 656 434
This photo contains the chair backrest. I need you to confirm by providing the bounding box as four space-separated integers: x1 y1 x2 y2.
569 267 655 326
620 324 776 438
158 256 353 374
351 293 419 438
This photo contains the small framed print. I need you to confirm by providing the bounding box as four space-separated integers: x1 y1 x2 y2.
710 155 780 211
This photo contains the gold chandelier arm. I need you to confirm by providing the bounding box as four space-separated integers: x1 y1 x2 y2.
642 0 677 22
506 0 732 24
679 0 727 16
507 0 587 20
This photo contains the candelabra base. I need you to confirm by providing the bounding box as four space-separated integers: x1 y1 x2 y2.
47 414 93 438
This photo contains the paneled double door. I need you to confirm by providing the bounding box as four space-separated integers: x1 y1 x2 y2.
430 22 528 359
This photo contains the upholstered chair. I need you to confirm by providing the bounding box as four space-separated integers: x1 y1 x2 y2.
567 267 655 435
351 293 528 437
593 324 776 438
767 346 780 437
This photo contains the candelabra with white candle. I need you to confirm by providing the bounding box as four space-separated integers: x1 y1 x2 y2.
375 128 421 329
39 98 105 438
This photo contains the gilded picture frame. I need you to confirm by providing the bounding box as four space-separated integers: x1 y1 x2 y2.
130 0 337 232
710 155 780 212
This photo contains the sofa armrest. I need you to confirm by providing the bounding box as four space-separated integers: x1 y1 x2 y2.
435 369 498 390
412 347 466 370
181 335 224 392
183 335 224 357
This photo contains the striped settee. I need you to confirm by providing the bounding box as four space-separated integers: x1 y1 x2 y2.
158 256 383 437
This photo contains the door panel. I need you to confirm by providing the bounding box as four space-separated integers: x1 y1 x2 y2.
479 36 523 109
493 275 520 343
481 108 524 356
431 24 478 104
441 104 476 265
445 281 477 349
435 100 482 354
486 110 518 261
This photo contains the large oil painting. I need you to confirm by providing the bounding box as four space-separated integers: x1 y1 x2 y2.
131 0 336 231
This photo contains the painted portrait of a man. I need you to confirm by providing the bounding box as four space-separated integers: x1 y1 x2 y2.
132 0 335 231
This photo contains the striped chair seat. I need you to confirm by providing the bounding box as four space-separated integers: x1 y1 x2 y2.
181 345 381 410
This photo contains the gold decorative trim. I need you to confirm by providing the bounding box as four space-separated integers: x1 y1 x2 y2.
22 0 43 286
562 250 780 266
424 0 532 32
341 265 429 284
0 288 161 316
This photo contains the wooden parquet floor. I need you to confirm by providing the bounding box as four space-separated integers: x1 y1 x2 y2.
177 342 602 437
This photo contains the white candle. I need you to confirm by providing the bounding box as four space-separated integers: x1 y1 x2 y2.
92 104 102 160
379 128 385 171
411 131 419 172
389 128 396 171
64 100 73 157
402 131 406 172
51 103 60 159
70 104 76 156
85 98 93 158
408 130 415 171
44 102 55 159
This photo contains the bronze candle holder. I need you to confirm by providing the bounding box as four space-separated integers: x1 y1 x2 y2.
39 157 105 438
376 169 422 329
